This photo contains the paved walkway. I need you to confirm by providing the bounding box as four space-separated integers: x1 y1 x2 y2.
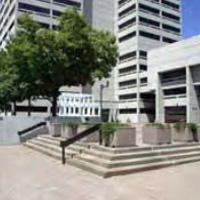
1 145 200 200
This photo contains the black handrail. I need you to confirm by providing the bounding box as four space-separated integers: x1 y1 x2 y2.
60 124 101 164
18 122 47 136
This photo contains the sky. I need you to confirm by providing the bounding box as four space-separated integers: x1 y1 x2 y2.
182 0 200 38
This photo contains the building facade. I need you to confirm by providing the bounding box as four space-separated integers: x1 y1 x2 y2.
148 35 200 124
0 0 82 48
115 0 182 123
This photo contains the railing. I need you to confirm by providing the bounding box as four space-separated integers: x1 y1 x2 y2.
18 122 47 136
60 124 101 164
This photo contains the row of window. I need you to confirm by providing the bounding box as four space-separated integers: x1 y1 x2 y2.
119 64 147 76
119 50 147 63
119 0 180 11
119 3 180 24
119 30 177 44
119 108 155 114
119 77 147 88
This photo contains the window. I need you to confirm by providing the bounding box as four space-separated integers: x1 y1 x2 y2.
139 31 160 41
139 3 160 15
162 0 179 10
119 4 136 18
119 51 136 62
53 10 61 17
162 37 177 43
162 11 180 22
119 93 137 100
119 108 137 114
139 17 160 28
140 77 147 84
140 64 147 71
119 65 137 75
119 32 136 43
18 3 50 15
53 0 81 8
162 24 180 34
139 51 147 59
119 79 137 88
164 87 186 96
119 17 136 30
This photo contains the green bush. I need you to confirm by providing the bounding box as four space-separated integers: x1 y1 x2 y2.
173 122 186 132
187 123 198 133
147 123 167 129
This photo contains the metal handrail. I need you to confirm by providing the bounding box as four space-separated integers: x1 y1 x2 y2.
60 124 101 164
18 122 47 136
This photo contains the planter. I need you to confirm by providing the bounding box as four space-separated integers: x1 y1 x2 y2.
143 126 171 145
111 127 136 147
61 124 78 139
49 123 62 137
172 128 200 142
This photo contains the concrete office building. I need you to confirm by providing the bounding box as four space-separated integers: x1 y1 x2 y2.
0 0 82 48
115 0 181 123
148 35 200 124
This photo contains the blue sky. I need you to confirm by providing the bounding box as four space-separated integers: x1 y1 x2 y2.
182 0 200 38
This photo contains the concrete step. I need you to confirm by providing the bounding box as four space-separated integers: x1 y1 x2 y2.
81 145 200 161
90 142 200 154
68 154 200 178
75 150 200 168
25 139 77 159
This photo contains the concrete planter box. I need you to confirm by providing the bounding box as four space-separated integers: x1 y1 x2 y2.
102 127 136 148
49 123 62 137
61 125 78 139
143 126 171 145
61 124 99 142
172 128 200 142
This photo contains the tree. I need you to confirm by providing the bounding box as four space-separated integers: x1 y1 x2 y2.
35 8 118 116
1 8 118 117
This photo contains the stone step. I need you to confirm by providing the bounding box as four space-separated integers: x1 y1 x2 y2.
68 154 200 178
25 139 77 158
90 142 200 154
36 136 61 146
75 150 200 168
40 135 65 142
81 145 200 161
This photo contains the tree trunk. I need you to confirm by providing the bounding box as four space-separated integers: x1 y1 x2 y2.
11 101 17 116
27 97 31 116
52 94 58 117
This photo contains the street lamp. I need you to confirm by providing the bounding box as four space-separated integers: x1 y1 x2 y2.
100 81 109 122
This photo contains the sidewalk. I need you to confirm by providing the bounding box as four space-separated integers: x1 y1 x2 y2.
0 145 200 200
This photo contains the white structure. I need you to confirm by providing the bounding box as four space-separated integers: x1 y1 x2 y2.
148 35 200 124
58 92 100 118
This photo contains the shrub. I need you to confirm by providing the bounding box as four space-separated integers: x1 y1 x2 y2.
173 122 186 132
187 123 198 134
147 123 167 129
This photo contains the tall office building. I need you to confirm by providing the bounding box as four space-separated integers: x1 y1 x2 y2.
0 0 82 48
115 0 182 123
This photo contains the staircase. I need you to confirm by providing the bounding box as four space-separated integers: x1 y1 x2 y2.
25 134 200 178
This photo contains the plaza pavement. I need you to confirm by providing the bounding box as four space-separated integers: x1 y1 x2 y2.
1 145 200 200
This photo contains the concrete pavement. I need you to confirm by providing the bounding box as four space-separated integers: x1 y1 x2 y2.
1 145 200 200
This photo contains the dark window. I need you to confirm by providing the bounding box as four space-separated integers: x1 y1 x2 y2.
140 64 147 71
119 65 137 75
118 0 129 6
119 51 136 62
162 24 180 34
162 0 179 10
140 108 155 114
162 11 180 22
139 3 160 15
119 108 137 114
163 37 177 43
164 87 186 96
53 10 62 17
18 3 50 15
139 17 160 28
140 77 147 84
53 0 81 8
139 51 147 58
139 31 160 41
119 17 136 30
119 93 137 100
39 22 49 29
119 4 136 18
119 32 136 43
119 79 137 87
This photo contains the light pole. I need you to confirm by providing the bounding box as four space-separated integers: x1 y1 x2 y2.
100 81 109 122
